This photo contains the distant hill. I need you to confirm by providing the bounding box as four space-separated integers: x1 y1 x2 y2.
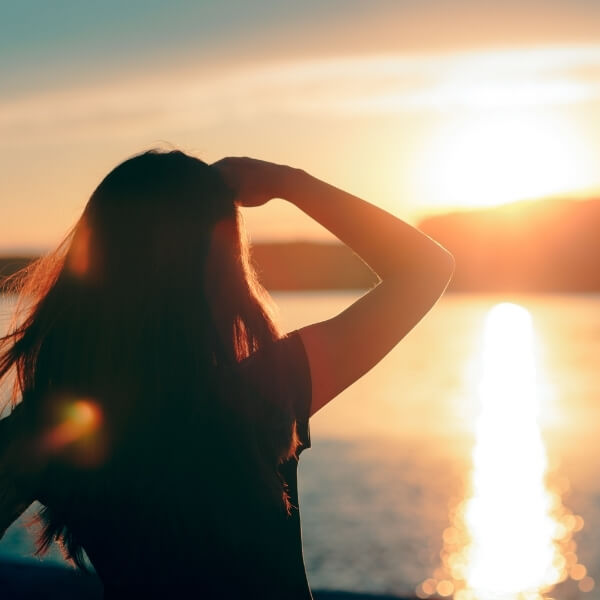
0 256 32 289
0 244 377 292
2 197 599 292
418 197 600 292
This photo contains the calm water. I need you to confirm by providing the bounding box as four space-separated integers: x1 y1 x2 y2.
1 293 599 599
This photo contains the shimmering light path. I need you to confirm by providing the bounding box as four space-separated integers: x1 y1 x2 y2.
419 303 589 600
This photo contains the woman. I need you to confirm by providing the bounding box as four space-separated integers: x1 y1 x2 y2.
0 150 453 598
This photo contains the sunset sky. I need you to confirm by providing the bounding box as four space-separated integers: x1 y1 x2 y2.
3 0 600 251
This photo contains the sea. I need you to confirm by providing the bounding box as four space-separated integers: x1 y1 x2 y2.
1 292 599 600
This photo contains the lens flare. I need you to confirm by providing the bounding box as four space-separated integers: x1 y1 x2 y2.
43 398 104 462
419 303 586 600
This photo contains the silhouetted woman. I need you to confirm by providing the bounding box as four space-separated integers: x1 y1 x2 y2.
0 150 453 598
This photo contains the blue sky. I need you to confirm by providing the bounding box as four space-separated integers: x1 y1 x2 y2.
2 0 371 94
5 0 600 94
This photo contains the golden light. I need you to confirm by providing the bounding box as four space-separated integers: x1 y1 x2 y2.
67 221 92 279
417 111 592 210
420 303 586 600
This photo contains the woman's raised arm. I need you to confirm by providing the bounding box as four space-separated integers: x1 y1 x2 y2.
213 158 455 416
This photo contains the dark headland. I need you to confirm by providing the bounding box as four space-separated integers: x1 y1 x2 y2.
418 196 600 292
2 196 600 293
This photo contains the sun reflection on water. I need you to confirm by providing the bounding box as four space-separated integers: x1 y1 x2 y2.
418 302 590 600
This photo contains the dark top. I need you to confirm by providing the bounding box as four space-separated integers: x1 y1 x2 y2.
0 331 313 599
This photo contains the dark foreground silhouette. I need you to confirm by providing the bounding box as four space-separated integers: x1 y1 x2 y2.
0 560 417 600
0 151 452 598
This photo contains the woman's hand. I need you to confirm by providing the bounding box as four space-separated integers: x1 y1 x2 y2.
211 157 294 207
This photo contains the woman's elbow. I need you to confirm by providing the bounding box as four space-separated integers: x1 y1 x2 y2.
384 242 454 293
427 246 455 294
440 248 455 282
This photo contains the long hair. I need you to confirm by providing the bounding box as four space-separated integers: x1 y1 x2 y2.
0 150 300 569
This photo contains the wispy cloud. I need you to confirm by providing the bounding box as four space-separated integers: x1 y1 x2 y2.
3 45 600 144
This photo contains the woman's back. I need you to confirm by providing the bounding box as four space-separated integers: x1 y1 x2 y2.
2 331 313 599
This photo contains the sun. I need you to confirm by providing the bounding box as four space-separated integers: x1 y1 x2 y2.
416 110 590 211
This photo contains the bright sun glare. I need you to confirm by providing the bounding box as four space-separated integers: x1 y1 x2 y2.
465 304 560 599
418 111 590 210
419 303 589 600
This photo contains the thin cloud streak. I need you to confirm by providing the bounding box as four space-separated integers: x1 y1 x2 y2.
3 45 600 145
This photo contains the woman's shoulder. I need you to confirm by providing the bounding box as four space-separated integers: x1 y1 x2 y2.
239 331 311 401
238 331 312 452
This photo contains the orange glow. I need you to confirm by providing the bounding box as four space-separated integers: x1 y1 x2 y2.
437 580 455 597
67 223 92 278
570 564 587 581
4 47 600 249
579 577 595 593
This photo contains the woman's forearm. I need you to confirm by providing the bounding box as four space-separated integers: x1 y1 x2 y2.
281 168 454 282
213 155 454 410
